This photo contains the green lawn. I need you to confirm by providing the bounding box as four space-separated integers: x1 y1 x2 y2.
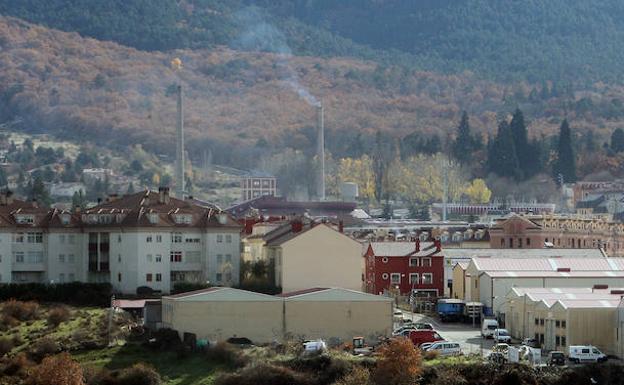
73 343 222 385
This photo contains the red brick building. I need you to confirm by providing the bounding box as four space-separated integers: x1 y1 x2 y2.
364 240 444 297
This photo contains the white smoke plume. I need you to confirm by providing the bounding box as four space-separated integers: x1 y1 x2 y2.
231 6 320 107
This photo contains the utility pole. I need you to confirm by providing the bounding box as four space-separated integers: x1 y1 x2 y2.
175 85 185 198
442 159 449 222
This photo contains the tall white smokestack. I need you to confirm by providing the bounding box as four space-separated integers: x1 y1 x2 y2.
175 85 185 198
316 102 325 201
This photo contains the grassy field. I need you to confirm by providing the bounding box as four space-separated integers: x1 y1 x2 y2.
73 343 223 385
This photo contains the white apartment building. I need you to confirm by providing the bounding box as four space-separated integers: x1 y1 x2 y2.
0 188 241 294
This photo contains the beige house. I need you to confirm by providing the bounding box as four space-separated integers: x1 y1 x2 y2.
162 287 283 344
451 262 469 299
281 288 393 343
162 287 392 345
265 223 364 292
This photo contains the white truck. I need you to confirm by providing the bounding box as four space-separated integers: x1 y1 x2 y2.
568 345 607 363
481 318 499 338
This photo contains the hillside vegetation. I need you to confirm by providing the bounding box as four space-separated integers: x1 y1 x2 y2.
3 16 624 173
3 1 624 82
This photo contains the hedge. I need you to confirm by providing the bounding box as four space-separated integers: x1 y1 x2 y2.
0 282 112 307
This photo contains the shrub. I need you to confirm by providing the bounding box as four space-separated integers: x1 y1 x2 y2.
147 328 181 351
28 352 84 385
423 350 440 361
117 363 161 385
0 283 112 307
30 337 60 361
334 366 371 385
12 334 23 346
286 353 351 384
2 299 39 322
0 337 13 356
2 352 33 376
372 338 422 385
47 306 71 328
204 342 248 369
215 363 313 385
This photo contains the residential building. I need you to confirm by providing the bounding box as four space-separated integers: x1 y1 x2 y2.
489 214 624 256
260 220 363 292
162 287 392 344
240 173 277 201
49 182 86 198
363 241 444 298
227 195 357 221
0 188 242 294
81 168 112 184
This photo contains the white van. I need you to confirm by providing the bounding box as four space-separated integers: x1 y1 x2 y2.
568 345 607 363
425 341 461 356
481 318 499 338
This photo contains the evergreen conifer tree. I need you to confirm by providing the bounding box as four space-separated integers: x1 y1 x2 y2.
488 121 521 180
509 109 530 178
553 119 577 183
452 111 473 164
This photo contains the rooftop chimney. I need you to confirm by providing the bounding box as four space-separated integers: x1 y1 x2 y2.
415 239 420 252
291 219 303 233
338 220 344 233
158 187 170 205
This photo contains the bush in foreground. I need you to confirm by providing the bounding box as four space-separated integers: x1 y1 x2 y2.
2 299 39 323
373 338 422 385
204 342 249 369
28 352 84 385
215 363 314 385
117 363 161 385
47 306 71 328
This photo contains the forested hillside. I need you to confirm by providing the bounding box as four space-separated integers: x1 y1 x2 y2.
4 0 624 82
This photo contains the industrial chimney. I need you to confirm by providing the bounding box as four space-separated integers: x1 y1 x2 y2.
175 85 185 198
316 102 325 201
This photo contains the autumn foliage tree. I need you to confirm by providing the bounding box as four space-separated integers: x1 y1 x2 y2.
29 353 84 385
373 338 422 385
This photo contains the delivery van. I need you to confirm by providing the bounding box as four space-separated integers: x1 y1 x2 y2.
481 318 499 338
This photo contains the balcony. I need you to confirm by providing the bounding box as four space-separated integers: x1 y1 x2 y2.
12 262 46 272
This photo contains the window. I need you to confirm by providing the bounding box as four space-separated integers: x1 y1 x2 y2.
156 235 162 243
13 233 24 243
217 234 223 243
555 320 560 328
171 233 182 243
60 214 71 225
382 273 389 280
390 273 401 284
226 272 232 282
156 273 162 282
68 254 75 264
561 336 566 346
518 238 523 248
539 334 544 344
118 273 122 282
409 273 419 284
146 274 152 282
14 252 24 263
556 336 560 346
217 254 223 264
526 238 531 246
409 258 418 267
535 318 539 325
216 273 222 282
225 254 232 263
421 258 431 267
155 254 162 263
509 238 514 248
146 254 153 263
540 319 545 326
561 320 566 328
69 273 75 281
422 273 433 284
226 234 232 243
382 257 389 264
146 235 152 243
59 234 66 243
118 234 122 243
170 251 182 263
500 238 505 247
59 273 65 283
27 251 43 263
118 254 121 263
475 280 478 289
148 213 159 224
59 254 65 263
186 251 201 263
185 237 200 243
68 234 76 244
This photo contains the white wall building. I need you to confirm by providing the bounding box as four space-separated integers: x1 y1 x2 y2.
0 188 242 294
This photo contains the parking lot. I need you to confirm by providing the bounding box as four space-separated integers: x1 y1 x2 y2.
398 310 497 356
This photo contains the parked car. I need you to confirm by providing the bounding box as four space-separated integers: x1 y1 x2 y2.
303 339 327 354
548 351 566 366
481 318 499 338
419 342 435 350
415 322 434 330
393 310 404 322
425 341 461 357
493 328 512 343
392 326 417 337
568 345 607 363
408 330 444 346
522 338 539 348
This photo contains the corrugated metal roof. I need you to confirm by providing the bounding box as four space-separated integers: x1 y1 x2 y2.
486 271 624 278
473 257 619 272
443 248 604 259
556 299 622 309
280 287 393 302
164 287 281 302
